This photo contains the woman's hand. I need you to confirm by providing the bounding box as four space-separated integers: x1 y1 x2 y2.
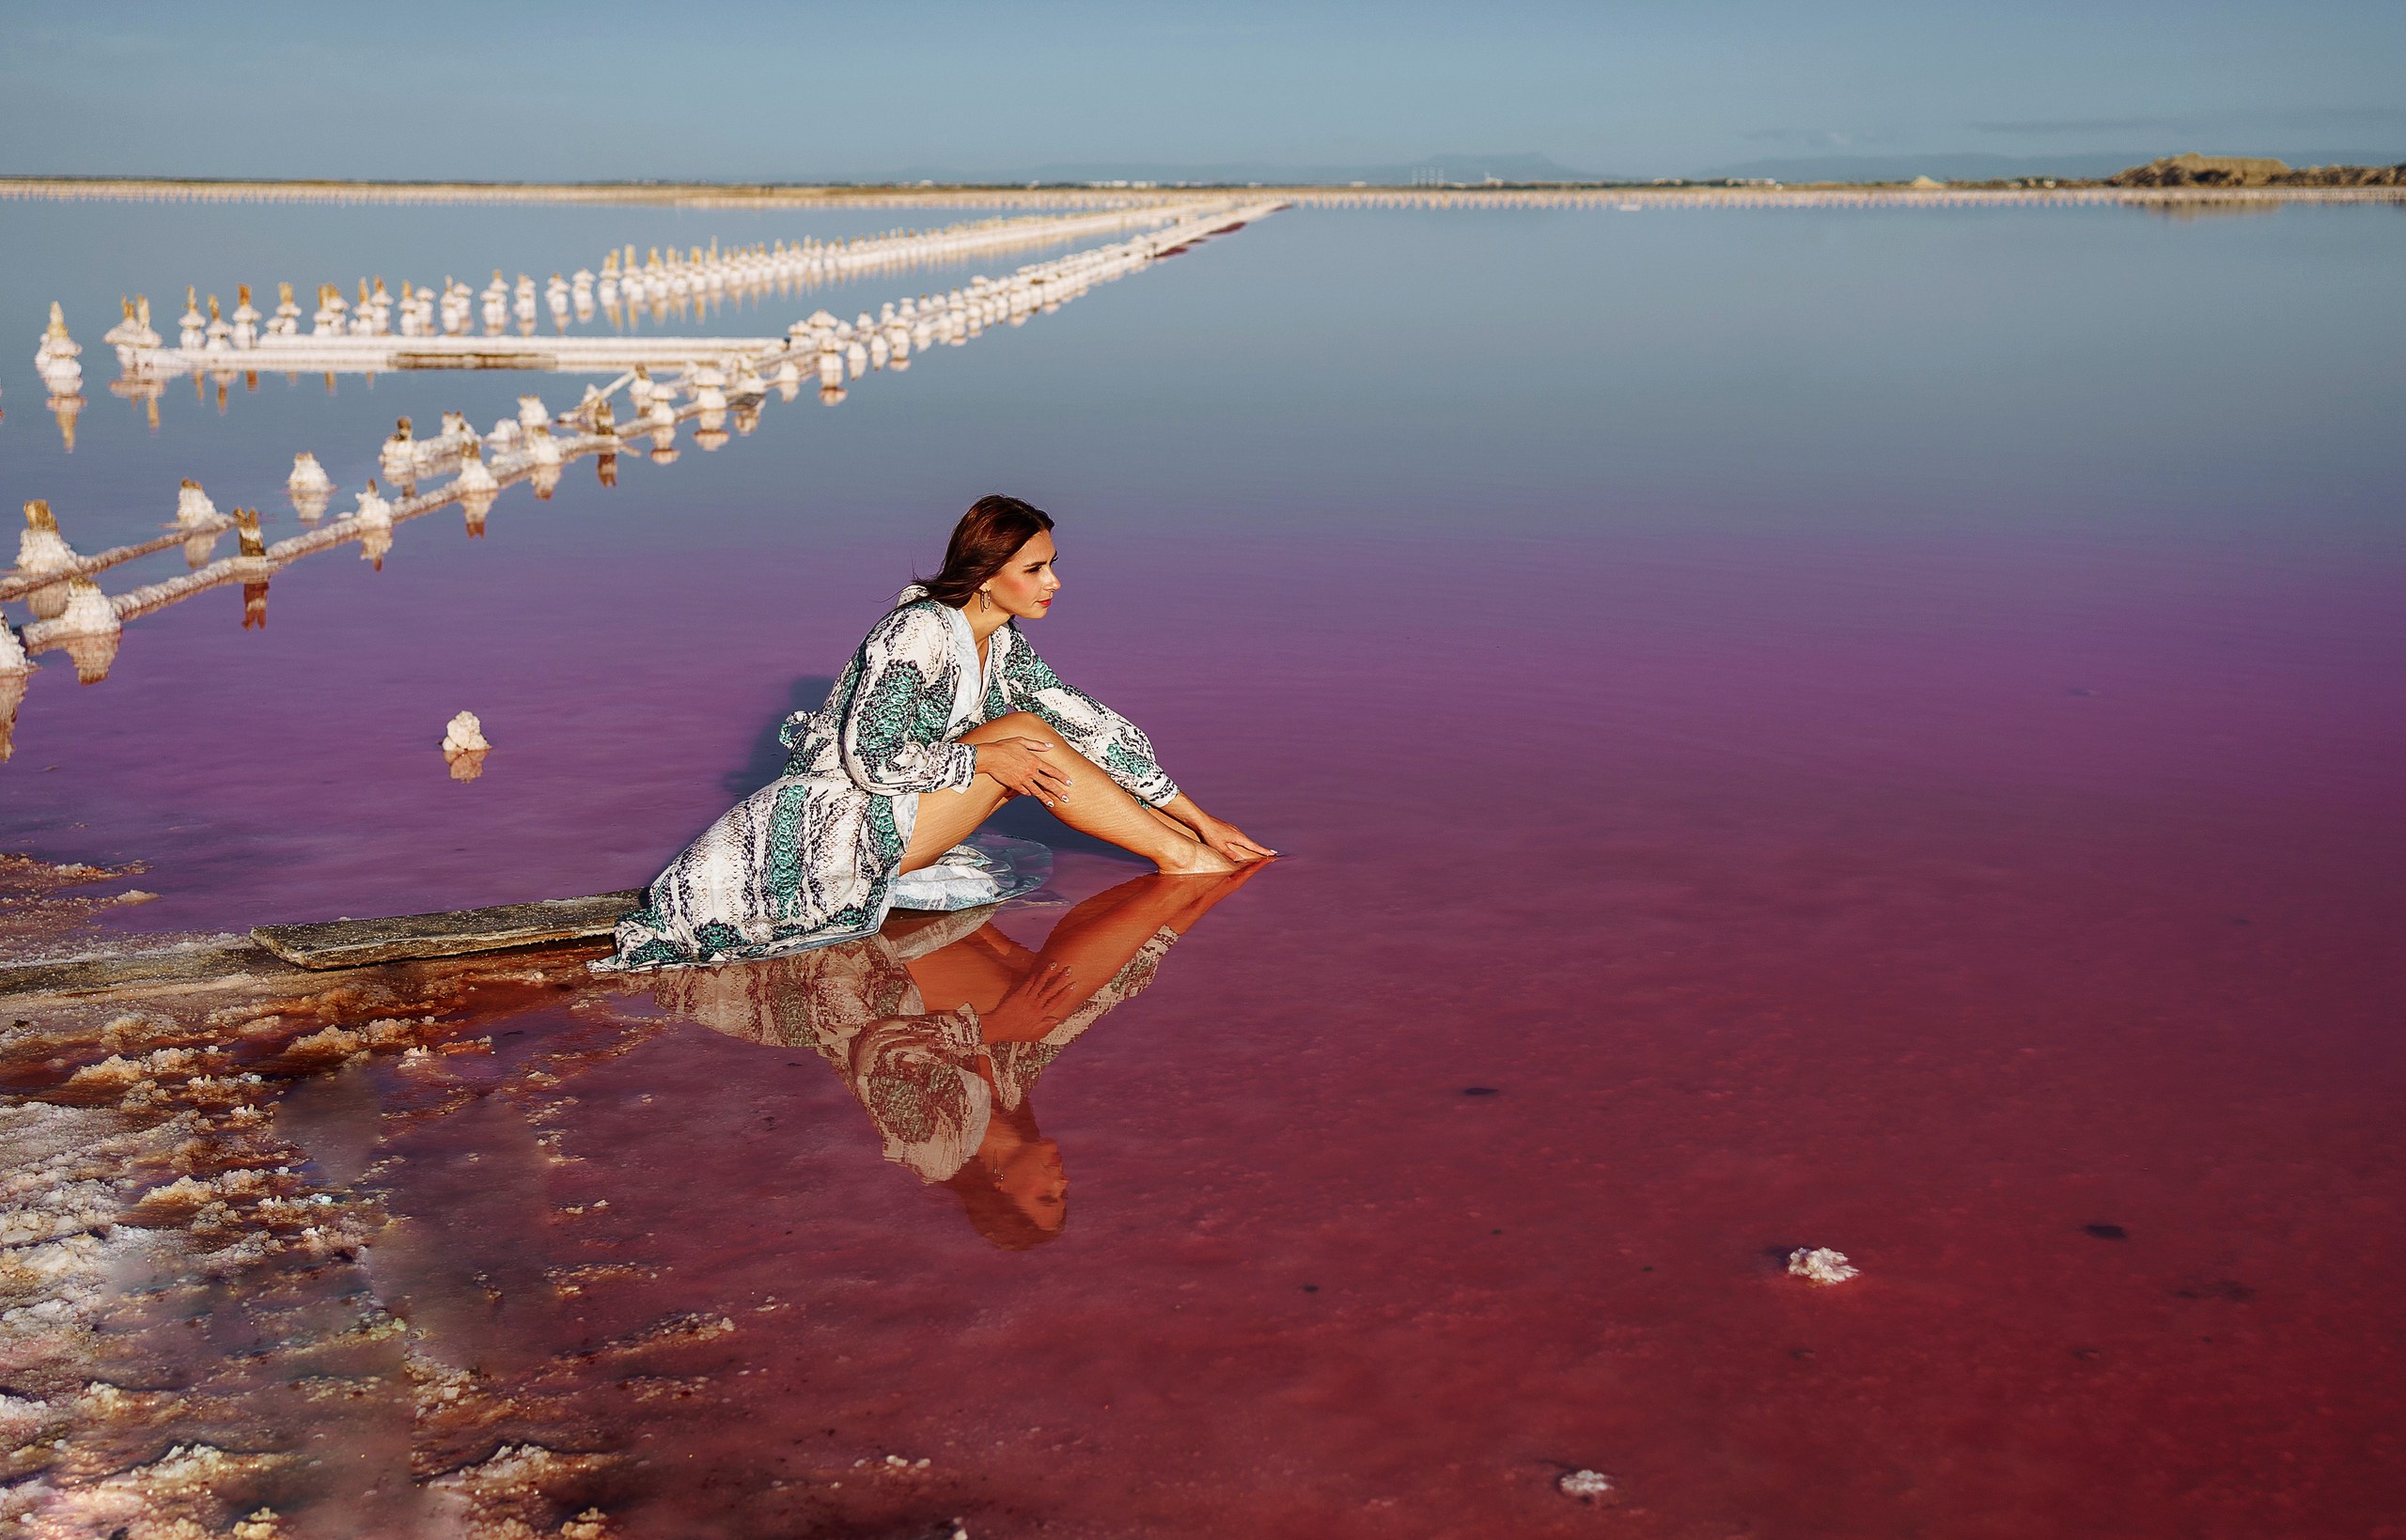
981 959 1085 1042
975 737 1075 806
1188 811 1276 863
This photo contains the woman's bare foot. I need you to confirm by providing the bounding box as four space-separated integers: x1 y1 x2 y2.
1155 839 1239 876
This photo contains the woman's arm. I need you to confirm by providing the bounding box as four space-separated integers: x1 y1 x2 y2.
997 632 1273 861
837 607 980 796
994 633 1179 806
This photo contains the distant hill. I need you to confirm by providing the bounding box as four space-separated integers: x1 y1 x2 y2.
1696 150 2406 185
2107 153 2406 187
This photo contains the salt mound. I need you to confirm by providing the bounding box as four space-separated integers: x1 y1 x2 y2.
441 711 489 753
1788 1247 1859 1285
288 452 333 496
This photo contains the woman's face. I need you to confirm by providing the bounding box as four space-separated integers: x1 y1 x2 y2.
997 1136 1068 1234
980 531 1060 620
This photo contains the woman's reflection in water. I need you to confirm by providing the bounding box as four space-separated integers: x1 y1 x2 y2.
650 865 1261 1248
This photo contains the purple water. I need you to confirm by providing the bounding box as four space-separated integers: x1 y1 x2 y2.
3 198 2403 1537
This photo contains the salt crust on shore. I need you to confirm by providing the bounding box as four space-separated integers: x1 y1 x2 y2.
0 871 1111 1535
428 1446 619 1538
0 928 697 1537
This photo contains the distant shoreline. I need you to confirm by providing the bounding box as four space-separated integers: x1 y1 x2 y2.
3 174 2401 210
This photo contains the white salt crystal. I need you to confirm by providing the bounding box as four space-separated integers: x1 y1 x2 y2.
440 711 489 753
1788 1247 1859 1285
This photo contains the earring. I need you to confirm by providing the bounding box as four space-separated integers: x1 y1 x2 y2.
978 590 992 614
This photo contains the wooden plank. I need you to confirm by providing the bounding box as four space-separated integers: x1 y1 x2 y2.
0 939 296 1003
250 891 645 970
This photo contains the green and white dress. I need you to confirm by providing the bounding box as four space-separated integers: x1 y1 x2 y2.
601 586 1180 972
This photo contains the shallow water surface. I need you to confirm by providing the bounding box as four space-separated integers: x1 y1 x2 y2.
2 196 2402 1538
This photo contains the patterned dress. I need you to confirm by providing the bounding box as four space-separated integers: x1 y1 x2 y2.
601 586 1179 972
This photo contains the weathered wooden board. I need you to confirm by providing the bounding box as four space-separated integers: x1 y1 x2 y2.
250 891 645 970
0 939 295 1003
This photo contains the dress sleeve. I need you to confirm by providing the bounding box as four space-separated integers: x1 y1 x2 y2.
997 630 1180 807
837 606 979 795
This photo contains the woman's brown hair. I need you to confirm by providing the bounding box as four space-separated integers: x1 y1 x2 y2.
914 494 1054 608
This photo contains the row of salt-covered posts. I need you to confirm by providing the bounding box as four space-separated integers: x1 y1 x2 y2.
4 200 1276 742
776 201 1262 401
28 199 1248 447
591 203 1190 314
31 303 88 449
86 206 1212 372
0 486 261 739
37 203 1241 446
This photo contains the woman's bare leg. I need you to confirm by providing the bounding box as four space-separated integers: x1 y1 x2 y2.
899 776 1013 874
900 712 1234 876
1139 801 1196 846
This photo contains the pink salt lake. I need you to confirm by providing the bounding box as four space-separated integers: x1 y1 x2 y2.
3 199 2402 1536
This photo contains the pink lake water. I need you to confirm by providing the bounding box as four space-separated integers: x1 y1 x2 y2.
3 199 2404 1537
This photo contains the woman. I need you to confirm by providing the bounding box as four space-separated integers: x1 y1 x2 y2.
604 495 1273 972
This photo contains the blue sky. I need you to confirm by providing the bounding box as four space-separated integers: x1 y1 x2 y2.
4 0 2400 179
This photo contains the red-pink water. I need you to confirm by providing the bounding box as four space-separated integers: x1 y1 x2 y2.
6 203 2404 1535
